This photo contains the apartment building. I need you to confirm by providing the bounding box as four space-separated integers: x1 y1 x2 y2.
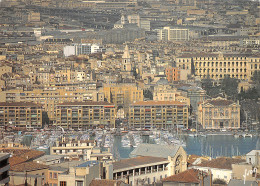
0 153 10 185
50 137 96 160
102 83 143 116
129 101 189 129
176 53 260 81
153 84 190 106
55 101 116 129
0 88 103 122
157 27 189 41
197 97 240 129
63 43 105 57
114 144 187 185
0 102 42 129
165 67 180 82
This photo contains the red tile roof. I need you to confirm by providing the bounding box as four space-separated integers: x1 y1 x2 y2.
162 169 202 183
195 157 245 170
131 100 187 106
113 156 168 171
9 156 28 166
89 179 124 186
207 99 234 106
0 149 45 161
10 161 49 172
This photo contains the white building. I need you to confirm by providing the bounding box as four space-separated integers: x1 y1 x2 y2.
191 157 245 183
64 43 105 57
157 27 189 41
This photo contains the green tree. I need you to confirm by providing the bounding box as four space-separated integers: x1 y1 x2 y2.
143 89 153 100
221 76 239 99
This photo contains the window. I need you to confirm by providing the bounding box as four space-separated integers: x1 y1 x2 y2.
49 172 52 179
76 181 83 186
53 173 57 179
60 181 67 186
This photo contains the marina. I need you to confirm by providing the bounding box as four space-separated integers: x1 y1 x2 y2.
3 128 258 160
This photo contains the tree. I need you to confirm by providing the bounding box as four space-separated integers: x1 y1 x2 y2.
143 89 153 100
221 76 239 99
202 77 221 97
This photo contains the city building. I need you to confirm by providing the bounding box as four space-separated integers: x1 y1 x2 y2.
50 137 96 159
58 160 100 186
0 102 43 129
34 155 65 165
129 100 189 129
162 169 210 186
197 97 240 129
63 43 105 57
102 83 143 116
165 67 181 82
55 101 116 129
191 157 245 183
157 27 189 41
114 144 187 185
0 88 103 122
0 153 10 186
153 82 190 105
177 85 208 113
176 53 260 81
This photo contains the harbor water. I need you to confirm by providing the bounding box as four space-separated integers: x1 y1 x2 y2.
114 134 259 159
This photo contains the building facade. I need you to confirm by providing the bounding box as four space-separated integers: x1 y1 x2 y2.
157 27 189 41
129 101 189 129
63 43 105 57
55 101 116 129
0 102 42 129
197 97 240 129
0 153 10 185
165 67 180 82
0 88 103 122
176 53 260 81
50 137 96 159
102 83 143 116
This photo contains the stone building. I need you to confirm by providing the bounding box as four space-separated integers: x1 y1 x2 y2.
197 97 240 129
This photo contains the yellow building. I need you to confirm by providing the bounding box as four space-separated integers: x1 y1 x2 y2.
198 97 240 129
0 102 42 129
0 63 12 77
102 84 143 116
50 137 96 158
129 101 189 129
153 84 190 105
0 88 103 122
55 101 116 129
176 53 260 80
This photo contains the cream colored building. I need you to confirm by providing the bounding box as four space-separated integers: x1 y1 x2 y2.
153 84 190 105
114 144 187 185
176 53 260 81
102 83 143 116
198 97 240 129
129 100 189 129
55 101 116 129
58 160 100 186
50 137 96 160
0 102 42 129
0 88 103 122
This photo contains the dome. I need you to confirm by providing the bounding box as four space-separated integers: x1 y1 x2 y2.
156 78 169 85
